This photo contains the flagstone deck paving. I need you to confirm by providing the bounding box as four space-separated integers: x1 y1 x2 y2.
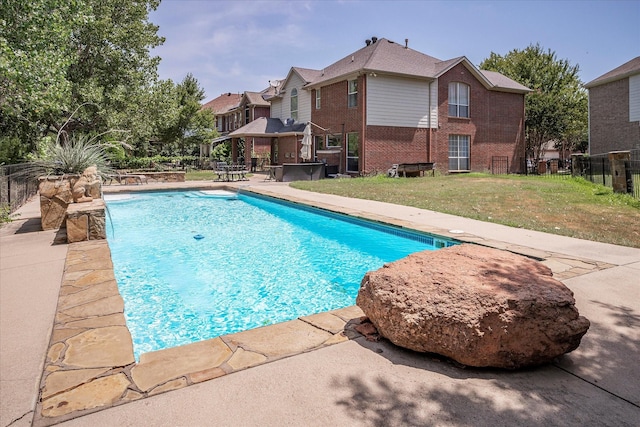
31 184 617 426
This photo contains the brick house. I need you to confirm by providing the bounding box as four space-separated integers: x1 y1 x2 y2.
584 56 640 155
229 38 529 174
200 88 273 159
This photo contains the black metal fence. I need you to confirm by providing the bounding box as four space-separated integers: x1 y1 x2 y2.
0 164 39 213
514 150 640 199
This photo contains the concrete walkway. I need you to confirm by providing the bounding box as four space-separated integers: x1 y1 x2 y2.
1 177 639 426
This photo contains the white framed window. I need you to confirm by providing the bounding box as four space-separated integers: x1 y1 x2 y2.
290 88 298 121
348 79 357 108
449 135 470 171
448 82 469 118
346 132 359 172
326 133 343 148
314 135 324 150
315 88 321 109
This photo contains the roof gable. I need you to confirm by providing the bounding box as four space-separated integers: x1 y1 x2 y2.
585 56 640 88
305 38 530 93
308 38 443 87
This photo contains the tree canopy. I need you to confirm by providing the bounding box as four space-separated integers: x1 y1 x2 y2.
0 0 214 164
480 43 588 161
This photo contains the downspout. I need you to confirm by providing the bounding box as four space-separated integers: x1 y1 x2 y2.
428 81 432 163
361 74 367 174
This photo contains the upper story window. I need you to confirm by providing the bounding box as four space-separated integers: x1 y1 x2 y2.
315 88 321 109
290 88 298 121
245 107 250 124
448 82 469 118
348 79 358 108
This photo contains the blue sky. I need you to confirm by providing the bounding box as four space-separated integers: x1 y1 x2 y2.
149 0 640 102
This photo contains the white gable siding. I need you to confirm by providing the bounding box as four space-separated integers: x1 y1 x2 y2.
630 73 640 122
366 75 435 128
270 97 283 119
281 73 312 123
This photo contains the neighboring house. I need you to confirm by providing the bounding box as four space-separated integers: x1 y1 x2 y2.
200 88 274 160
585 56 640 155
229 37 530 174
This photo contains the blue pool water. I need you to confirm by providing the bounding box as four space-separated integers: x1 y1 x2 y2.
105 190 457 359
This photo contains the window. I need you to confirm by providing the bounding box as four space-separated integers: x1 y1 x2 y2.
290 88 298 121
448 82 469 118
348 79 357 108
326 133 343 148
346 133 359 172
315 88 321 109
245 107 250 125
449 135 470 171
314 135 324 150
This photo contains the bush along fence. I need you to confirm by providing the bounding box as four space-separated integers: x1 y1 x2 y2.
0 163 39 214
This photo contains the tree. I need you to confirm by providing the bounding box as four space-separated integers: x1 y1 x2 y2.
63 0 164 138
158 74 217 157
0 0 81 161
0 0 165 163
480 44 588 162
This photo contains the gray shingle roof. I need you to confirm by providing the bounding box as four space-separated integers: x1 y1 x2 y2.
585 56 640 88
308 38 443 87
243 91 269 106
480 70 531 92
228 117 305 137
305 38 529 93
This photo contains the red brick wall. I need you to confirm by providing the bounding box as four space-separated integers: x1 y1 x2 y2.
309 78 363 172
309 65 526 175
364 127 431 173
435 63 525 173
589 79 640 154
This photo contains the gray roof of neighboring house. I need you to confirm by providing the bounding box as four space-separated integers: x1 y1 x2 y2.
228 117 306 137
585 56 640 88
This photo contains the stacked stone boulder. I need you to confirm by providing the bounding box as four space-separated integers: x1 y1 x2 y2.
38 166 105 242
356 244 590 369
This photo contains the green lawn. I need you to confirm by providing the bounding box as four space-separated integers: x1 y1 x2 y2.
290 174 640 248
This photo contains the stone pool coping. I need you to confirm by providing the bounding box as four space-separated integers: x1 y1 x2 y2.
33 183 617 426
34 238 367 426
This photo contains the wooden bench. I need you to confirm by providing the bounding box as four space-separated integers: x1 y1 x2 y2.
396 162 435 177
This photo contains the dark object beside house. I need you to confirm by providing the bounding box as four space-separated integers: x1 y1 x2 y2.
273 163 325 182
390 163 435 177
325 164 339 177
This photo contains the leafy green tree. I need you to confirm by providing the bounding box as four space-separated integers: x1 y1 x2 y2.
0 0 165 163
63 0 164 138
158 74 217 157
480 44 588 161
0 0 81 161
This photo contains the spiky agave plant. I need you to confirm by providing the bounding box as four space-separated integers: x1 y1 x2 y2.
31 135 115 177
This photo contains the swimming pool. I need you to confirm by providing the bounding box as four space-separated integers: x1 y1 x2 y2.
105 190 458 359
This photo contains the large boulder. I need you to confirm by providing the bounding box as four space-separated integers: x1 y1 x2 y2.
356 244 590 369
